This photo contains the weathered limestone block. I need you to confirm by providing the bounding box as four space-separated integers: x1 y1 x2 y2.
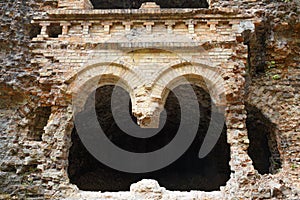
130 179 165 200
58 0 93 9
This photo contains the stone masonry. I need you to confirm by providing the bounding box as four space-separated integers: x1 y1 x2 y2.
0 0 299 199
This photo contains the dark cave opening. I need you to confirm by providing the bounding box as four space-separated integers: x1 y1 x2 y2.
246 104 282 174
90 0 209 9
68 84 230 192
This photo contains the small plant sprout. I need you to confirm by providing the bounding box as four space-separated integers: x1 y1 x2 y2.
272 74 281 80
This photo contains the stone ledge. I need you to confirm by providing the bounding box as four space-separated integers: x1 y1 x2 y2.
45 9 253 20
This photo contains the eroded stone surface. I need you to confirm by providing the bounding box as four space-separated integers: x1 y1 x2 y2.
0 0 299 199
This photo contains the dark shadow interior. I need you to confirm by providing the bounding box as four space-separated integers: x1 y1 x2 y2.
246 104 282 174
90 0 209 9
68 84 230 192
29 106 51 141
47 23 62 38
29 24 42 39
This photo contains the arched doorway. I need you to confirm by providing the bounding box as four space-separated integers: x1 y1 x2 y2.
68 84 230 191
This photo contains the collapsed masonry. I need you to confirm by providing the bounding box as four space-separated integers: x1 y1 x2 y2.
0 0 299 199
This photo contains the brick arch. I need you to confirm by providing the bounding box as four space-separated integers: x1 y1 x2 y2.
152 59 214 82
159 74 209 105
151 63 226 107
69 62 143 112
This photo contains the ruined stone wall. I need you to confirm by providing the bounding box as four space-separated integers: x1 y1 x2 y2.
246 0 300 187
213 0 300 197
0 0 38 196
0 0 299 199
0 0 58 197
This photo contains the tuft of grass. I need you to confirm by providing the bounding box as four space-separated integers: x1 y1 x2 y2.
272 74 281 80
267 61 276 69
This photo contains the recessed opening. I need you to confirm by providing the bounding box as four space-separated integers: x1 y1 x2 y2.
29 24 42 39
243 23 269 76
90 0 209 9
68 84 230 191
246 104 282 174
68 85 230 191
47 23 62 38
28 106 51 141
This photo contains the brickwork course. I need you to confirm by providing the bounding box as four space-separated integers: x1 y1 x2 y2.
0 0 299 199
